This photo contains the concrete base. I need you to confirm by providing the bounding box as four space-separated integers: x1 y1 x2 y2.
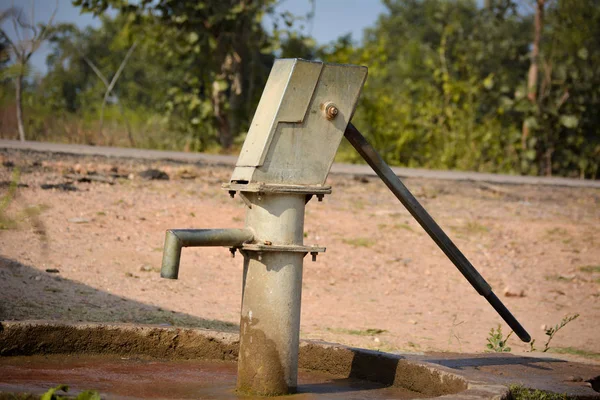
0 321 599 399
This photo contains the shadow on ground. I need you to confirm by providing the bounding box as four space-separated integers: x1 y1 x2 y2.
0 256 237 332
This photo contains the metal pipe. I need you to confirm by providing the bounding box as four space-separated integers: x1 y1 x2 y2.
160 228 254 279
344 123 531 343
237 193 306 396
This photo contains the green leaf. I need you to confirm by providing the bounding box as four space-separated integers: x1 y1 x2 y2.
524 116 539 130
41 384 69 400
188 32 199 44
483 74 494 90
559 115 578 129
75 390 102 400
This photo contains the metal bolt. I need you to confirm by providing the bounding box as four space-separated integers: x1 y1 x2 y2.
324 102 339 120
311 252 318 262
230 248 237 258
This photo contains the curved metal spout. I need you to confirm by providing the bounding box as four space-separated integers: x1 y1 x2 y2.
161 228 254 279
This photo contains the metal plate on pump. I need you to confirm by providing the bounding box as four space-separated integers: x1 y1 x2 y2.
230 58 367 188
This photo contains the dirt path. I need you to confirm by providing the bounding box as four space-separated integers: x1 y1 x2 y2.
1 149 599 360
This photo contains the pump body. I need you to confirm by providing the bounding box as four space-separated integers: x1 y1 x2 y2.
160 58 530 397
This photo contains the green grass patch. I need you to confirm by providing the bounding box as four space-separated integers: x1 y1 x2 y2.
544 274 574 282
328 327 387 336
509 384 574 400
548 346 600 359
394 223 414 232
342 237 376 248
579 265 600 273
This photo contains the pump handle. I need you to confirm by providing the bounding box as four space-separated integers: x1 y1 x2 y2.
344 123 531 343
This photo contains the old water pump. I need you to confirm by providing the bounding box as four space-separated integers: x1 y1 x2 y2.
160 58 530 396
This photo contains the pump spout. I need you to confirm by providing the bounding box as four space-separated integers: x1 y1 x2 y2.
160 228 254 279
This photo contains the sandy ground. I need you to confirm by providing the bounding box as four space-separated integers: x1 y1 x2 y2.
0 149 598 359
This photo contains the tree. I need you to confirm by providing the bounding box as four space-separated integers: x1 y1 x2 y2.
0 1 58 141
74 0 281 150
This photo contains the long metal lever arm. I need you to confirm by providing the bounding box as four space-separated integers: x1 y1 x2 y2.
344 123 531 342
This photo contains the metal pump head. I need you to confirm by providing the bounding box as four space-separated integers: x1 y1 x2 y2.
229 58 367 187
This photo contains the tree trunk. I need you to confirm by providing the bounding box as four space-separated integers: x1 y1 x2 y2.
521 0 545 150
212 52 242 150
212 80 233 149
15 73 26 142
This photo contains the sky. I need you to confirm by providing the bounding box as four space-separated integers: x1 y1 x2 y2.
0 0 387 75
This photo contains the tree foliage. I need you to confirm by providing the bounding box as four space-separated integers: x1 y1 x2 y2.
0 0 597 178
322 0 598 178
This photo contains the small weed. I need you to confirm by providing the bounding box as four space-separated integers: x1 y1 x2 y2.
96 211 106 216
486 325 512 352
232 216 243 222
40 384 101 400
509 384 573 400
342 237 376 248
189 212 196 217
579 265 600 273
541 314 579 352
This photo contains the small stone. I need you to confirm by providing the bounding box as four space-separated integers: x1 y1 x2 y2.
541 324 548 331
408 319 417 325
138 169 169 180
503 286 526 298
140 265 154 272
68 217 90 224
373 337 381 343
34 276 42 281
41 183 77 192
566 375 583 382
45 268 60 274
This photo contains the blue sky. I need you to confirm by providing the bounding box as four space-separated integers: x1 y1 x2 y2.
0 0 387 75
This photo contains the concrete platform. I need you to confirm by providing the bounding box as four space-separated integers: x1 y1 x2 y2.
0 321 598 399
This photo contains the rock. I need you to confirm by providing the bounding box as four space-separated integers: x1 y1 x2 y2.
140 265 154 272
138 169 169 180
41 183 77 191
353 175 370 183
566 375 583 382
503 286 526 298
68 217 90 224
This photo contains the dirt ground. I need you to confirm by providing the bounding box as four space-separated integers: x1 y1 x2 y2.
0 149 598 359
